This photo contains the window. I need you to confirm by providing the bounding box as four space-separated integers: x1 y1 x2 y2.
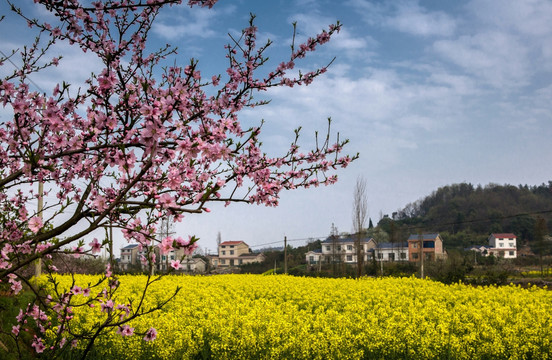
337 246 341 251
220 259 225 264
499 243 504 248
221 245 226 248
230 259 235 266
230 250 234 255
509 251 515 256
423 241 435 248
377 253 383 259
325 246 330 251
230 245 234 248
170 255 175 260
400 252 406 259
412 243 418 248
309 256 314 263
222 251 226 255
509 243 514 248
239 259 243 265
412 253 419 259
388 253 395 261
162 255 166 261
347 245 353 251
346 255 352 261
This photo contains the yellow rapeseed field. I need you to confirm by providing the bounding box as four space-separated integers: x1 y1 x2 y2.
42 274 552 359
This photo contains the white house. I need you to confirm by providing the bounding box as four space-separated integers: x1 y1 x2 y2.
370 242 409 262
487 233 517 259
306 249 323 265
119 244 139 271
320 236 377 264
307 236 409 264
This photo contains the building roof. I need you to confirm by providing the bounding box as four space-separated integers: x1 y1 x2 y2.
306 249 323 254
121 244 139 250
407 233 440 241
321 236 374 244
465 245 489 251
490 233 517 238
239 253 264 258
375 242 408 249
220 241 246 246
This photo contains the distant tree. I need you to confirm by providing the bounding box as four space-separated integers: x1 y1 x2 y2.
352 176 368 278
329 223 343 276
216 231 222 249
367 227 389 276
534 217 549 276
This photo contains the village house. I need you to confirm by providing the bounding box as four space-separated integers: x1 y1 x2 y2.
465 233 517 259
306 236 409 264
209 241 265 268
371 242 409 262
119 243 207 273
407 233 447 262
487 233 517 258
119 244 139 271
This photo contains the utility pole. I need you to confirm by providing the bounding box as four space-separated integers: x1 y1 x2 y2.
35 181 44 277
284 236 288 274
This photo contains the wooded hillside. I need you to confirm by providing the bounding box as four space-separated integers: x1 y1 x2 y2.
378 182 552 251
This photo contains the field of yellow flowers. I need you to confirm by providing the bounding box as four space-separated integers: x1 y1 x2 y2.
44 274 552 359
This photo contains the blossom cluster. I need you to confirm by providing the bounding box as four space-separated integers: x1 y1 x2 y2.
1 0 353 289
0 0 354 354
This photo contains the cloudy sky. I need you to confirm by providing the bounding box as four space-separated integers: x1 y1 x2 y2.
2 0 552 254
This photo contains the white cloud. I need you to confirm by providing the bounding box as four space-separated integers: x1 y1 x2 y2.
466 0 552 68
468 0 552 37
285 12 376 62
433 31 530 88
347 0 456 37
153 5 236 41
386 2 457 37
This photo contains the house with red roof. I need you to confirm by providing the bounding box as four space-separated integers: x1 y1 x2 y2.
487 233 517 258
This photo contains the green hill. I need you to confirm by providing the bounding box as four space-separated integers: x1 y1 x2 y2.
378 182 552 251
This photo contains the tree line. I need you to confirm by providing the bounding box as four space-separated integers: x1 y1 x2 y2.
379 182 552 252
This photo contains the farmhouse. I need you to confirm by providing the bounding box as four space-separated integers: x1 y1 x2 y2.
407 233 447 262
306 235 409 264
209 241 265 268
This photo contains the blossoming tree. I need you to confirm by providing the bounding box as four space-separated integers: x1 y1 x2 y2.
0 0 355 357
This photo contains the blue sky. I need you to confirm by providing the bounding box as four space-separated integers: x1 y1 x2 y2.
2 0 552 254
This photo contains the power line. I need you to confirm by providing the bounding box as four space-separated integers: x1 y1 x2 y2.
249 208 552 249
0 49 46 94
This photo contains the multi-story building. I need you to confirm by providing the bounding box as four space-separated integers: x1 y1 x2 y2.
307 236 409 264
119 243 207 273
119 244 139 271
487 233 517 258
319 236 376 264
371 242 409 262
407 233 447 262
209 241 265 268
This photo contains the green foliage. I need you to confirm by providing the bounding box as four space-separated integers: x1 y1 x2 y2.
467 263 514 286
0 289 37 360
425 251 474 284
388 181 552 248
